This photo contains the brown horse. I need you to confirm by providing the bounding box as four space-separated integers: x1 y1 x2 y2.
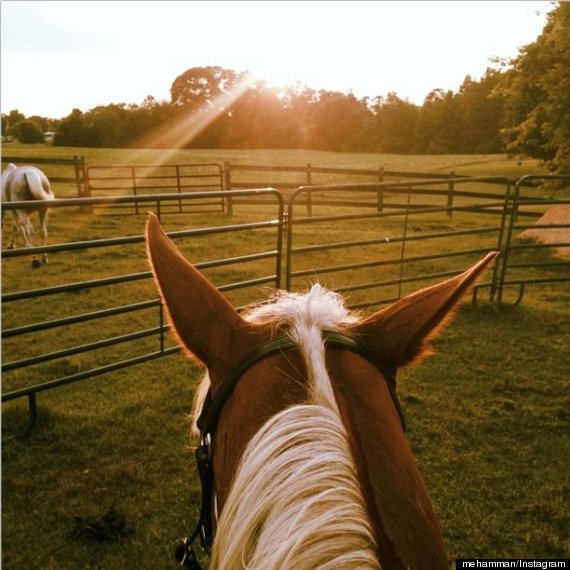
146 213 498 569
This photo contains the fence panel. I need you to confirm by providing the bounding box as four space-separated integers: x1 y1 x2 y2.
224 162 467 196
1 190 284 435
3 174 569 435
85 163 224 213
285 177 511 308
496 175 570 304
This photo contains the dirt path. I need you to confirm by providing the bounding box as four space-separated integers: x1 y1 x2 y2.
521 204 570 257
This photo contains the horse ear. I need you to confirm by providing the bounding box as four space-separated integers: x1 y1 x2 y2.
354 252 499 369
146 213 257 373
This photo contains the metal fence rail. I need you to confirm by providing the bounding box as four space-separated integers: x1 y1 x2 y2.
85 163 225 213
496 174 570 304
285 177 512 305
1 189 284 436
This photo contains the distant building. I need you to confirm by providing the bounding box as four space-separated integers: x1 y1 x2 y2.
44 131 56 144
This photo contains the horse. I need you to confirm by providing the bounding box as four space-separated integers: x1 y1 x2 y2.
1 163 54 267
146 212 498 569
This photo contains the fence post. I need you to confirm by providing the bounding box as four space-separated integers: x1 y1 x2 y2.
131 166 139 215
223 161 233 215
447 171 455 217
73 156 85 198
77 156 91 213
377 166 384 213
175 165 182 213
306 163 313 217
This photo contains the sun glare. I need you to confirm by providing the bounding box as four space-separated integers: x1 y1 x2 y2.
128 75 254 177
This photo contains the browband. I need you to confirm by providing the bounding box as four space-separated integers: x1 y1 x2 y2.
197 329 406 436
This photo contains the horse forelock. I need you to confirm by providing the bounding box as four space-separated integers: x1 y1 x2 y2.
243 284 359 331
194 286 381 568
191 285 361 431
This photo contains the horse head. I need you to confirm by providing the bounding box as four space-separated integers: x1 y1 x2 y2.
146 212 498 569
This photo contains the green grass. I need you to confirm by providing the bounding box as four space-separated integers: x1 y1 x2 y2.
402 295 569 559
2 147 568 567
2 143 548 198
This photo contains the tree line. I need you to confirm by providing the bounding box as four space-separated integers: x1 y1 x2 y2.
2 2 568 173
0 69 505 154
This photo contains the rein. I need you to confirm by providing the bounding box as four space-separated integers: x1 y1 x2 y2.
175 330 406 568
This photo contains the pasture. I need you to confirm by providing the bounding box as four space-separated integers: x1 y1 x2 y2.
1 143 548 197
2 147 569 568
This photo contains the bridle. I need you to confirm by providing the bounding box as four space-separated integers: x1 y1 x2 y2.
175 330 407 568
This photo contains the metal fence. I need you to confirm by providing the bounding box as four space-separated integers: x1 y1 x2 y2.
285 177 513 306
497 174 570 304
85 163 225 213
2 176 568 436
2 189 284 436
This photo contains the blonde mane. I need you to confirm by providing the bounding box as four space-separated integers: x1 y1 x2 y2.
192 285 380 569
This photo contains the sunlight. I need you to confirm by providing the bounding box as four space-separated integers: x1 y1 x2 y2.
135 75 254 153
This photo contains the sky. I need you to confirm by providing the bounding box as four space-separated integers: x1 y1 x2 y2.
1 1 553 120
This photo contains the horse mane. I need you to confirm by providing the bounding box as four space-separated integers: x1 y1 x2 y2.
192 285 380 569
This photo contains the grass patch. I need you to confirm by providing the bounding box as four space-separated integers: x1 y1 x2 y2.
402 295 569 559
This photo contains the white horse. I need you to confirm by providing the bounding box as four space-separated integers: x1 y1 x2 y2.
1 163 54 266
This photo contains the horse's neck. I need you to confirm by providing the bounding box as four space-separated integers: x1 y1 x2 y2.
211 404 380 569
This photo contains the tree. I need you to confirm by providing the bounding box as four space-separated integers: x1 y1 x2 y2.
497 2 570 172
224 83 287 148
55 109 91 146
279 84 320 148
2 109 25 138
415 89 464 153
16 120 44 143
170 66 247 110
90 104 132 147
311 91 373 152
126 96 178 148
169 66 249 148
457 70 503 153
371 93 420 153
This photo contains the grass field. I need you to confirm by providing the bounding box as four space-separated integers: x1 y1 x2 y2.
2 146 568 568
1 142 549 198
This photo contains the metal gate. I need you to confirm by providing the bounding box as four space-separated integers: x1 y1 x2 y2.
285 177 512 308
496 174 570 304
85 163 225 213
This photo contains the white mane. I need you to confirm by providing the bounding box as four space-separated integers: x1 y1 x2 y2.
193 285 380 569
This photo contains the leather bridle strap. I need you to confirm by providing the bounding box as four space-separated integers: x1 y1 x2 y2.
198 329 406 438
321 330 407 432
197 335 298 436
